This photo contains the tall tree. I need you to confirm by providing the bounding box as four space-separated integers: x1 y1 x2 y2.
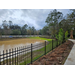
31 26 36 35
60 9 75 36
45 9 63 38
9 20 13 26
2 20 8 29
67 9 75 31
28 26 32 35
42 26 48 35
39 29 42 35
21 24 28 35
2 20 12 35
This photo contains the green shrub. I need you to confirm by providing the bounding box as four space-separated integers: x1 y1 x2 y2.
65 31 68 41
56 28 63 43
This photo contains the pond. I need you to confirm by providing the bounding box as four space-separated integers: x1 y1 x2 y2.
0 38 44 53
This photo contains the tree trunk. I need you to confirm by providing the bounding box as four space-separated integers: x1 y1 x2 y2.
70 30 73 39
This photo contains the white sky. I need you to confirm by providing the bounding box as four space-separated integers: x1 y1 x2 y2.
0 9 70 30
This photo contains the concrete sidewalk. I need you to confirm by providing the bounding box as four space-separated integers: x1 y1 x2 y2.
64 39 75 65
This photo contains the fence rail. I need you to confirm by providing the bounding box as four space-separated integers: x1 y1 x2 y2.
0 39 65 65
0 35 49 38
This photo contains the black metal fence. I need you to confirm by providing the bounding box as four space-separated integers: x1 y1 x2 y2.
0 39 65 65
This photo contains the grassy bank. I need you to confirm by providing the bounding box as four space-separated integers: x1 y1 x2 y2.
19 37 58 65
28 37 52 41
0 37 52 41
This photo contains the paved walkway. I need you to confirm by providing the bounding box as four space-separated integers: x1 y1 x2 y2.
64 39 75 65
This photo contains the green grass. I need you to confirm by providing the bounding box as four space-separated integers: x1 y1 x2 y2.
28 37 52 41
19 40 57 65
19 37 53 65
19 37 62 65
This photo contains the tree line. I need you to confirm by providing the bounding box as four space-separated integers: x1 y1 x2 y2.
0 20 40 35
0 9 75 37
40 9 75 38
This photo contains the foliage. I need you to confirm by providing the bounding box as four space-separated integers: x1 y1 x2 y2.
31 26 36 35
65 31 68 41
45 9 63 37
56 28 64 43
28 37 52 41
1 9 75 36
12 29 21 35
0 20 39 35
42 26 48 35
21 24 28 35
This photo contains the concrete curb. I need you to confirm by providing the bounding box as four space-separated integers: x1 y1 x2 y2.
64 39 75 65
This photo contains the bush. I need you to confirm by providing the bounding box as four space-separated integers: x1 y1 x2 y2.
65 31 68 41
56 28 63 43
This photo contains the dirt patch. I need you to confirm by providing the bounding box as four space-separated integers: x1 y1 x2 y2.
31 40 74 65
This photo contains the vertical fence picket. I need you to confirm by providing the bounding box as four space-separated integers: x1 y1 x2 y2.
12 48 13 65
21 47 23 61
0 51 1 65
20 47 21 63
9 49 11 65
25 46 26 65
45 41 46 55
17 47 18 65
15 48 16 65
19 47 20 64
21 47 22 63
6 50 8 65
23 46 24 61
21 46 22 61
31 43 32 64
55 40 56 48
9 49 10 65
52 39 53 50
18 47 19 65
26 46 28 64
3 50 4 65
22 46 23 63
8 50 9 65
22 46 24 64
24 46 25 64
57 39 58 47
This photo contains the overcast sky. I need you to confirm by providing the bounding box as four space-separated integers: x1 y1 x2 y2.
0 9 70 30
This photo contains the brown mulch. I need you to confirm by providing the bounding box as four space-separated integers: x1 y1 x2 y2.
31 40 74 65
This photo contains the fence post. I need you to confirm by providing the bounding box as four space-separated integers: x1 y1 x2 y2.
9 49 11 65
52 39 53 50
15 48 16 65
0 51 1 65
45 41 46 55
17 47 18 65
12 49 13 65
57 39 58 47
31 43 32 64
63 36 64 43
6 50 8 65
3 50 4 65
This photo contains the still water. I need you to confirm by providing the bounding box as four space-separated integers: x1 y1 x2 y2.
0 38 44 53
